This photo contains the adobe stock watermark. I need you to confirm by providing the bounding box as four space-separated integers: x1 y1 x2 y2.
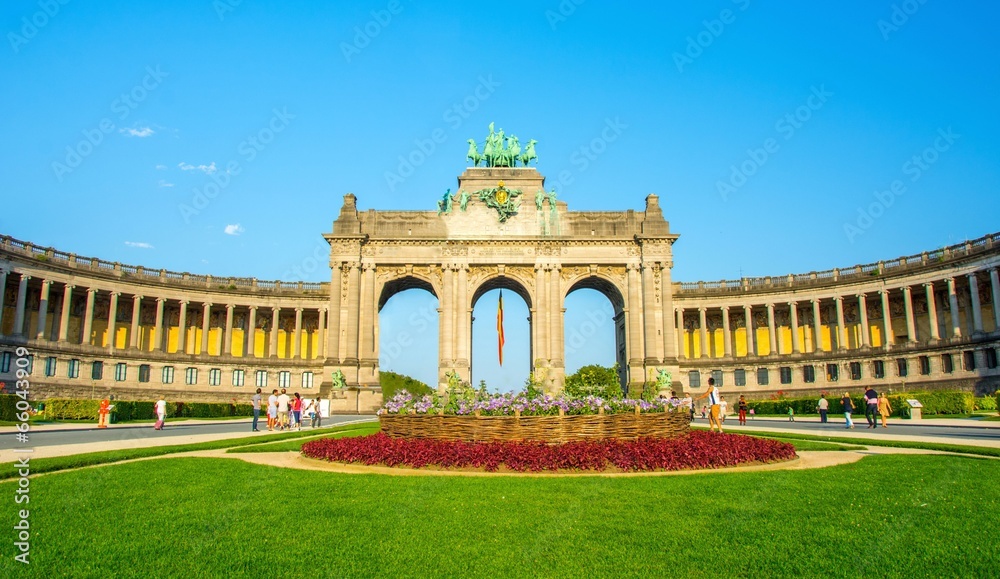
878 0 930 41
179 107 295 223
7 0 71 54
717 84 833 200
281 242 329 282
341 0 404 62
384 74 501 192
212 0 243 21
547 117 628 192
843 126 959 243
51 66 168 182
564 307 613 357
673 0 751 73
11 346 33 565
545 0 587 31
379 301 438 368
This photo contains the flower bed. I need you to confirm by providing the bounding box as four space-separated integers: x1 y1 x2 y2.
301 431 797 473
379 411 691 442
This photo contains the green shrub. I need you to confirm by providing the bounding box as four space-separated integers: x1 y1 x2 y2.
44 398 252 422
0 394 18 421
380 371 433 400
746 391 975 418
46 399 101 420
996 392 1000 415
975 396 997 412
565 364 622 400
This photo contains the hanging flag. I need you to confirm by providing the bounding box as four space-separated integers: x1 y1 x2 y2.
497 290 505 366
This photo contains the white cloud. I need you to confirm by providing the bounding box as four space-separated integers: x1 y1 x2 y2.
158 180 174 188
125 241 154 249
155 164 167 170
178 161 217 174
224 224 244 236
121 126 154 137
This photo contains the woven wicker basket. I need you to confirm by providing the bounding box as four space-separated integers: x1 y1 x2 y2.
379 410 691 442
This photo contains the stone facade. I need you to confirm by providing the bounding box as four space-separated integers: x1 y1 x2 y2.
1 167 999 410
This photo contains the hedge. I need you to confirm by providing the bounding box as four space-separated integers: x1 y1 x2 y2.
745 391 976 418
43 399 253 422
0 394 19 421
974 396 997 412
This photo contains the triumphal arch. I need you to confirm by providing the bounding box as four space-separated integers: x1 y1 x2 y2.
323 125 679 393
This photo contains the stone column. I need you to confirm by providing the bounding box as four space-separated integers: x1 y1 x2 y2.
811 299 822 352
550 266 564 371
153 298 166 351
269 307 280 358
789 302 801 354
858 294 871 348
82 288 97 345
359 265 377 364
456 266 470 373
991 268 1000 331
317 308 326 359
129 295 142 349
721 306 732 357
326 263 342 363
642 264 660 363
660 263 677 361
766 303 777 355
225 304 235 356
439 265 454 366
177 301 188 354
880 290 893 349
292 307 303 359
676 308 685 358
0 269 6 337
35 280 51 340
13 274 30 337
834 296 847 350
201 302 212 355
924 283 940 341
697 307 708 359
533 266 547 364
947 277 962 338
246 306 257 358
344 264 361 364
743 304 755 356
627 265 644 366
57 284 74 343
968 273 984 333
903 286 917 343
107 292 120 350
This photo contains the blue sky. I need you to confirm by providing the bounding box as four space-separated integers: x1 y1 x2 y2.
2 0 997 388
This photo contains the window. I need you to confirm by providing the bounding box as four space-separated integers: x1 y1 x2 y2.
963 351 976 371
987 348 998 370
23 355 33 375
255 370 268 388
757 368 769 386
826 363 839 382
233 369 245 387
942 354 954 374
278 371 291 388
302 371 314 389
711 370 723 387
91 361 104 380
138 364 151 383
45 357 57 377
162 366 175 384
733 369 746 387
803 365 816 383
114 362 127 381
849 362 862 380
919 356 931 375
779 367 792 385
688 371 701 389
209 368 222 386
873 360 885 379
0 352 10 373
185 367 198 385
896 358 908 378
68 359 80 379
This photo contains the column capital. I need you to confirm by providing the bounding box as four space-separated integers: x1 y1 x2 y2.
226 303 235 310
20 274 32 282
834 295 844 302
248 304 258 311
40 279 52 287
810 298 820 305
721 305 730 312
923 281 935 289
133 294 143 301
87 288 99 295
110 291 121 298
155 296 166 303
272 306 281 313
179 300 189 306
698 306 706 313
295 307 303 313
203 302 213 308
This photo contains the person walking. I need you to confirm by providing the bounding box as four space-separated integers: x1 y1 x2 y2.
787 406 795 422
695 378 724 433
878 392 893 428
719 396 728 423
818 394 829 424
737 395 748 426
267 389 278 431
291 393 303 431
277 388 291 431
153 396 167 430
251 388 262 432
841 392 855 429
307 398 322 429
864 386 880 428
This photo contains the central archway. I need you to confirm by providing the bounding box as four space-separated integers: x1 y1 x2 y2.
564 276 627 392
471 276 533 392
377 276 439 390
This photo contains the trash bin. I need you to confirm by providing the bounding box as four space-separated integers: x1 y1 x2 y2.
906 399 923 420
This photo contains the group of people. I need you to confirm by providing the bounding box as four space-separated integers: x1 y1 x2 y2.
251 388 322 432
837 387 893 429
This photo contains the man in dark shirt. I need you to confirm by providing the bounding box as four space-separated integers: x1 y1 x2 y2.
864 387 879 428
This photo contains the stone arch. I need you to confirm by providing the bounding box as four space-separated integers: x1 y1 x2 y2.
564 275 628 390
469 274 534 389
470 274 533 311
377 274 438 312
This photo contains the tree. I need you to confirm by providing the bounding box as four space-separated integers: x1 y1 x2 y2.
380 371 433 399
564 364 623 399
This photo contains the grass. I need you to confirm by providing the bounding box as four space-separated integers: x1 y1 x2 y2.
0 421 376 480
1 453 997 576
754 436 865 451
226 423 380 453
710 427 1000 458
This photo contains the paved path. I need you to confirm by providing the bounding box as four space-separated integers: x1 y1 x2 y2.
0 415 377 462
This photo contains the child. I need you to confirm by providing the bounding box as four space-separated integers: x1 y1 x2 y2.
748 408 755 420
738 395 748 426
787 406 795 422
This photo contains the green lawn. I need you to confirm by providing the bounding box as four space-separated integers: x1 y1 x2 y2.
226 423 380 453
1 454 996 576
